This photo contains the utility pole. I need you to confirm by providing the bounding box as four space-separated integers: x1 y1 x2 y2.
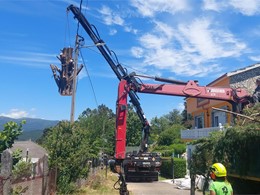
70 35 80 123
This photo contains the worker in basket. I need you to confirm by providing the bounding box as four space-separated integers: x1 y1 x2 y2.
209 163 233 195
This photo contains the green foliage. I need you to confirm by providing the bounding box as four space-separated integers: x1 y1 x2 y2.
150 109 182 138
150 109 187 157
160 157 173 178
190 131 224 176
157 124 184 146
42 121 95 194
12 159 32 181
190 104 260 179
126 105 142 146
78 104 116 156
150 108 189 147
181 102 193 129
36 102 193 193
173 158 187 178
36 127 50 145
172 144 186 155
160 157 186 179
79 169 120 195
153 143 186 157
150 116 169 135
164 109 183 125
12 148 23 166
11 185 29 195
0 120 25 153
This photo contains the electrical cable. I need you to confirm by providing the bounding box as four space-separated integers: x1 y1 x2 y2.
79 49 99 108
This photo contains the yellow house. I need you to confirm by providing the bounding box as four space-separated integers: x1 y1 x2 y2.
185 63 260 131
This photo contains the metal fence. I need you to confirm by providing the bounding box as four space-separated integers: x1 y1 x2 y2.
181 126 223 140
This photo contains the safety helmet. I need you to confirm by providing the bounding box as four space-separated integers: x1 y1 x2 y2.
210 163 227 177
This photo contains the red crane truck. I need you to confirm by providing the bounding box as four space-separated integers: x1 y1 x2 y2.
67 5 251 195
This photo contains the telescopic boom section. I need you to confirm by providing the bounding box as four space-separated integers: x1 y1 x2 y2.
135 80 249 102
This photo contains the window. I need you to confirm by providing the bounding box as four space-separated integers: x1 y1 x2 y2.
214 116 219 127
195 114 204 128
211 107 227 127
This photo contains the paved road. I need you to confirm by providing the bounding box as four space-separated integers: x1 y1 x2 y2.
127 180 203 195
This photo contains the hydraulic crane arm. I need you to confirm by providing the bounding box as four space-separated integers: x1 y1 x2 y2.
67 4 150 153
67 4 251 156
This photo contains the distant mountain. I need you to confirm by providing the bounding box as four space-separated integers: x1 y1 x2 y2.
0 116 60 141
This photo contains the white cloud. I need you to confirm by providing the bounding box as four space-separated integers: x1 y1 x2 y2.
0 52 57 68
229 0 260 16
131 47 144 58
153 20 174 39
177 102 185 112
202 0 226 12
124 26 138 34
251 25 260 37
99 5 124 25
133 16 246 76
177 18 246 59
249 55 260 61
140 33 168 49
203 0 260 15
1 109 29 119
130 0 190 17
109 28 117 35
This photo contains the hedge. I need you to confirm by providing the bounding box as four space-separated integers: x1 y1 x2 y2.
160 157 186 179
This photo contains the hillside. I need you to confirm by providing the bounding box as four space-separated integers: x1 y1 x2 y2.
0 116 59 141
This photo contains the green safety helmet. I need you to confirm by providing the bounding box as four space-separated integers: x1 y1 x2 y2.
210 163 227 177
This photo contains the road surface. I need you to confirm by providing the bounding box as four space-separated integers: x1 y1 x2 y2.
127 180 203 195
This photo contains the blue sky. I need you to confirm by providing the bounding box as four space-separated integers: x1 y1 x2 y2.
1 0 260 121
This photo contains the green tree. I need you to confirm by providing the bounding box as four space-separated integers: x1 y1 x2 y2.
42 121 97 194
165 109 183 125
157 124 184 146
78 104 116 155
150 109 186 156
150 116 170 135
181 102 193 129
126 105 142 146
0 120 25 153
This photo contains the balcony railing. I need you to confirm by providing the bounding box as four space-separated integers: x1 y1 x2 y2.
181 126 224 140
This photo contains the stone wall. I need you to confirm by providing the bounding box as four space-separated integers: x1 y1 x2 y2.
230 65 260 94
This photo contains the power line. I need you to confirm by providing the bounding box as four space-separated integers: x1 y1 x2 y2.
79 49 99 108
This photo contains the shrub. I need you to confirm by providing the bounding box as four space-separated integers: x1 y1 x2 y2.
160 157 186 179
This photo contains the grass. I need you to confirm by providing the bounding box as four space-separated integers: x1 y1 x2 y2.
76 168 169 195
159 175 168 180
76 168 127 195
